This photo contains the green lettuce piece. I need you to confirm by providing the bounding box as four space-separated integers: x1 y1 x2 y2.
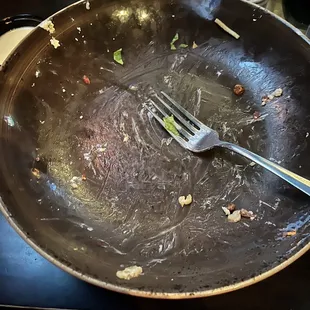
179 43 188 48
113 48 123 65
163 115 179 136
170 33 179 50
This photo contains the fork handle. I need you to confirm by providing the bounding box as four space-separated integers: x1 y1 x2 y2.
219 142 310 197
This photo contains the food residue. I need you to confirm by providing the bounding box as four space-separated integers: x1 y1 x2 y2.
178 194 192 207
163 115 179 136
40 20 55 34
113 48 124 65
82 174 87 181
50 37 60 49
83 75 91 84
123 133 130 142
227 203 236 212
86 0 91 10
228 210 241 223
283 230 297 237
261 88 283 106
222 206 231 216
31 168 41 179
253 111 261 120
179 43 188 48
170 33 179 50
240 208 256 220
222 203 256 223
192 41 198 49
233 84 245 96
214 18 240 39
116 266 143 280
70 176 82 189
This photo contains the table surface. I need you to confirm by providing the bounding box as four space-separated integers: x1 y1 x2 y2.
0 1 309 309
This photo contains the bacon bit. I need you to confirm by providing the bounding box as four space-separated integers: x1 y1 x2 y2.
82 174 87 181
233 84 245 96
31 168 41 179
283 230 297 237
253 111 261 119
83 75 91 85
227 203 236 212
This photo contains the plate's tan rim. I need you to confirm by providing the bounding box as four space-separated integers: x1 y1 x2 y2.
0 0 310 300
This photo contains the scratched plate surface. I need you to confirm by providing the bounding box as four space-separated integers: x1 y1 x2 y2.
0 0 310 297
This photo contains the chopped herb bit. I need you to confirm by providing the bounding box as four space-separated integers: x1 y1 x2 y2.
163 115 179 136
179 43 188 48
113 48 124 65
170 33 179 50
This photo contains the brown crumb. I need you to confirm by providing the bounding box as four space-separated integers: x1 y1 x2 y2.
233 84 245 96
227 203 236 212
83 75 91 85
82 174 87 181
253 111 260 119
283 230 297 237
31 168 41 179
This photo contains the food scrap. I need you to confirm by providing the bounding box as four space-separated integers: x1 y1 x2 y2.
70 176 82 189
253 111 261 120
272 88 283 98
214 18 240 40
228 210 241 223
283 230 297 237
233 84 245 96
223 203 256 223
192 41 198 49
163 115 179 136
83 75 91 84
170 33 179 50
240 208 256 220
179 43 188 48
227 203 236 212
123 133 130 142
113 48 124 65
31 168 41 179
178 194 192 207
50 37 60 49
116 266 143 280
222 206 230 216
261 88 283 106
82 174 87 181
86 0 91 10
40 19 55 34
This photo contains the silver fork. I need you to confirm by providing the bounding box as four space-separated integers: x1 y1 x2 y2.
145 91 310 197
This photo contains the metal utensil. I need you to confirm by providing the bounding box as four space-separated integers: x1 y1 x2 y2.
146 91 310 197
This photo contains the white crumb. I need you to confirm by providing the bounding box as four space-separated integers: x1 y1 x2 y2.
50 37 60 49
40 20 55 34
116 266 142 280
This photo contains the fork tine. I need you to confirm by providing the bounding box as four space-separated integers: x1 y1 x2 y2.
144 104 188 146
154 94 198 134
148 99 193 139
161 91 204 128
